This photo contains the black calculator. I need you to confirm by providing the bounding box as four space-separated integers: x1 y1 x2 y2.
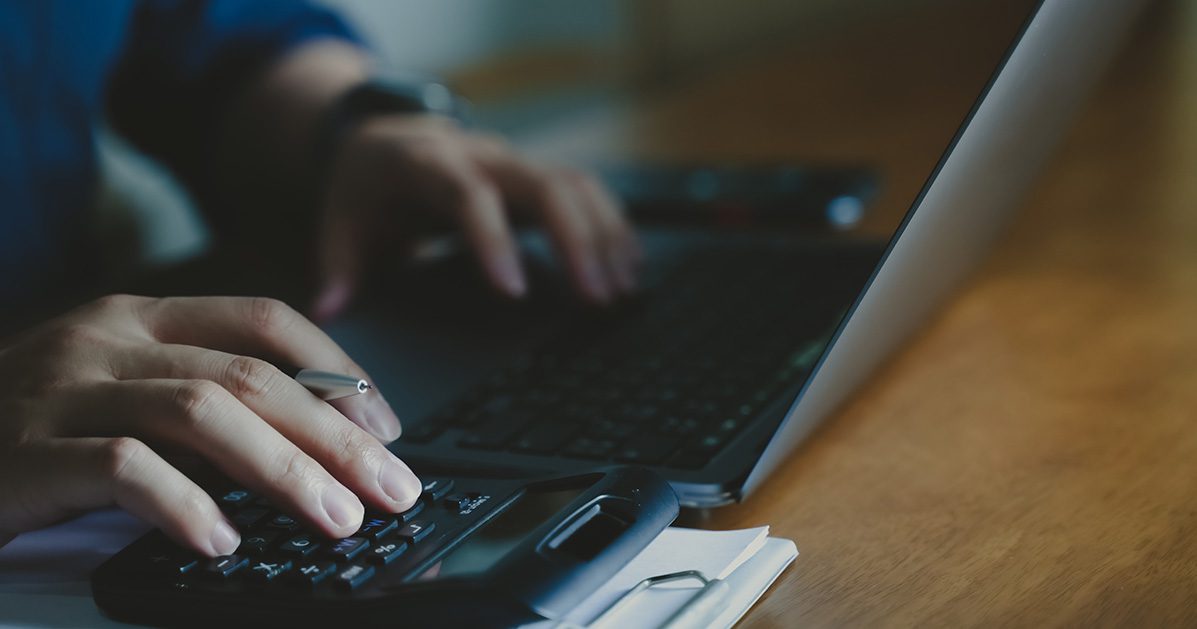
91 466 678 627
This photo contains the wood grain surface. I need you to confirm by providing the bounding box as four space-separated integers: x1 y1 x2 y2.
629 1 1197 626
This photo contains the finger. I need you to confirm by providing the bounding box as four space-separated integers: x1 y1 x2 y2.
312 197 365 324
564 168 642 292
108 344 421 511
138 296 402 443
475 155 614 303
0 438 239 557
52 379 366 539
410 148 527 297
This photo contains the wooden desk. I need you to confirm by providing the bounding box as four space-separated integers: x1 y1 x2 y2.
495 0 1197 625
604 2 1195 626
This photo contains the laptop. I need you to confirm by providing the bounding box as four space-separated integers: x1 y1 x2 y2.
326 0 1144 508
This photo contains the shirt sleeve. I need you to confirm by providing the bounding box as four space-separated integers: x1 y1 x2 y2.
105 0 364 199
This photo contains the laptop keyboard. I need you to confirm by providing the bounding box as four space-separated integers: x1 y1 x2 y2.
401 244 879 470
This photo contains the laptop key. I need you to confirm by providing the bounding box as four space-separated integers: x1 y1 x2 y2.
561 437 617 459
510 420 578 454
457 412 535 449
614 433 680 464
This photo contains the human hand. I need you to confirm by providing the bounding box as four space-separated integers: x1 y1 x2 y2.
311 114 641 320
0 295 420 557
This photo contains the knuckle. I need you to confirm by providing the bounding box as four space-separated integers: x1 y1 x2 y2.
51 323 107 352
331 427 381 471
271 448 317 491
91 293 143 312
558 166 595 188
473 132 509 154
224 356 276 399
179 488 216 520
171 380 228 428
103 437 147 481
246 297 296 338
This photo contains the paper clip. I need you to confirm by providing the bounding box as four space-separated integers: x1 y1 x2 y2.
579 569 731 629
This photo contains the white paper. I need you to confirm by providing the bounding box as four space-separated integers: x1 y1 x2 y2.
521 526 771 629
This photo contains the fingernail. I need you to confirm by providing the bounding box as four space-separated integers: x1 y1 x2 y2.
320 484 363 530
367 397 402 442
210 520 240 556
379 456 422 509
494 255 527 297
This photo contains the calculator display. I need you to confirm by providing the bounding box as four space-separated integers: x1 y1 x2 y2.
421 486 586 579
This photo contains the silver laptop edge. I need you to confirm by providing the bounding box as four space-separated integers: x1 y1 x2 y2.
742 0 1147 498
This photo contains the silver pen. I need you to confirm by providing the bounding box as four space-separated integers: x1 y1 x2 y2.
290 368 373 400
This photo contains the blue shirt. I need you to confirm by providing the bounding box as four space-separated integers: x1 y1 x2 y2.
0 0 358 304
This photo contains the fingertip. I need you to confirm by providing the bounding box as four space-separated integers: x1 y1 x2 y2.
379 456 422 512
311 280 353 323
492 253 528 298
366 402 403 443
320 483 365 535
208 519 241 557
578 257 613 304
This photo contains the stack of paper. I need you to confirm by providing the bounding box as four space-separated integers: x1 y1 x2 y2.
523 527 797 629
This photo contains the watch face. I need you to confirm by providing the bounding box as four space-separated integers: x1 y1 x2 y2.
355 77 468 122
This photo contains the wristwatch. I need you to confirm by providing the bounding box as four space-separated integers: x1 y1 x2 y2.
326 76 471 126
312 75 471 186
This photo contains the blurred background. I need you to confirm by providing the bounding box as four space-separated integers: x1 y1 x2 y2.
96 0 1035 281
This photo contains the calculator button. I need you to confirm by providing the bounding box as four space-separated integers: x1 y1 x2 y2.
357 515 398 540
203 555 249 579
396 500 425 523
291 560 337 587
333 563 376 591
421 479 454 502
278 534 321 557
365 541 407 566
238 531 280 556
248 559 292 582
266 513 298 532
135 549 199 577
231 507 270 530
396 520 435 544
216 489 254 512
325 536 369 561
442 494 472 511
